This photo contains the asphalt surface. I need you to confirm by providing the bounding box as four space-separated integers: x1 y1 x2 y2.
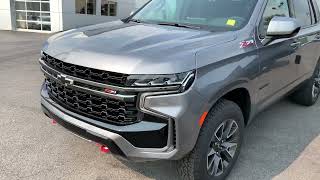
0 31 320 180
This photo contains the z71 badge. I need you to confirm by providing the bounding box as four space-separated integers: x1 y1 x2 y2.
240 39 254 48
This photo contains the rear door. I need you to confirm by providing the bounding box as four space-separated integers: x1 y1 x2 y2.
294 0 320 79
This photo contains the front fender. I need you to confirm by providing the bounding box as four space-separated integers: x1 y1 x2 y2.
193 37 259 121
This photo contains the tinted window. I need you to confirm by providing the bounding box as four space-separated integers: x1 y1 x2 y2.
101 0 117 16
259 0 290 38
26 2 40 11
75 0 96 15
316 0 320 10
76 0 86 14
292 0 312 26
312 0 320 21
133 0 258 31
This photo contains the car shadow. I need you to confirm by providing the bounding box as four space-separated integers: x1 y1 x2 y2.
118 99 320 180
118 159 179 180
227 99 320 180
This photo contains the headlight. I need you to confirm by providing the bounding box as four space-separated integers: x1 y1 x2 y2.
125 71 195 90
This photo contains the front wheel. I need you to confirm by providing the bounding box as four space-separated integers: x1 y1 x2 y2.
177 99 244 180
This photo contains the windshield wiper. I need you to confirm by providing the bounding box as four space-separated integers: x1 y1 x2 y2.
157 22 201 29
128 19 142 23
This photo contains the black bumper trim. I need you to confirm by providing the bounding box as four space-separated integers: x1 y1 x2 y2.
42 105 127 158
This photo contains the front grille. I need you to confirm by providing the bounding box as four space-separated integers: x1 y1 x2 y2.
42 52 129 86
45 77 139 125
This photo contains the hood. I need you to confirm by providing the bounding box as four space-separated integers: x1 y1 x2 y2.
43 21 237 74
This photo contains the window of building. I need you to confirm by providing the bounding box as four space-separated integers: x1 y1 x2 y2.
76 0 96 15
292 0 312 26
15 0 51 31
259 0 290 38
101 0 117 16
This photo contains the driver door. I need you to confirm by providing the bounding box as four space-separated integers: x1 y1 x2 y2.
256 0 300 105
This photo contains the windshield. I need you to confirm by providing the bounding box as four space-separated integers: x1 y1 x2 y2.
132 0 258 31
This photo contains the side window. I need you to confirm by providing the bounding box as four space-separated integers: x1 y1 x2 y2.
259 0 290 38
316 0 320 11
292 0 312 26
101 1 118 16
312 0 320 21
75 0 96 15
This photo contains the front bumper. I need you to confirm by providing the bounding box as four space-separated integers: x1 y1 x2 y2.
41 81 207 161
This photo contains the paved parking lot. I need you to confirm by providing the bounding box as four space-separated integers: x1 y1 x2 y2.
0 31 320 180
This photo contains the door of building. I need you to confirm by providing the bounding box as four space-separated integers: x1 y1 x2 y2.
14 0 51 31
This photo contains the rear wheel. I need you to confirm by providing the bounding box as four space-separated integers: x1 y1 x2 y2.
291 62 320 106
177 99 244 180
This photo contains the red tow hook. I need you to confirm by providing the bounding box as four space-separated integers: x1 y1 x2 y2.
51 119 57 125
98 144 110 153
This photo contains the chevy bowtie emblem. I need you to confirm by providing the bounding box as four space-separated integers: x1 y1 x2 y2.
57 74 74 86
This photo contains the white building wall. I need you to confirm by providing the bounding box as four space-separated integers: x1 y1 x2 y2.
0 0 145 32
0 0 13 30
61 0 135 30
50 0 63 32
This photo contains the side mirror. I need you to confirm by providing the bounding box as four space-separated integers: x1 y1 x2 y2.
262 17 301 45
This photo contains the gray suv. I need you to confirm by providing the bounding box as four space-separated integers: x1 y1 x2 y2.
40 0 320 179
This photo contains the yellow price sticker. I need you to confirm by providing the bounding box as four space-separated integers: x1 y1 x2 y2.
226 19 236 26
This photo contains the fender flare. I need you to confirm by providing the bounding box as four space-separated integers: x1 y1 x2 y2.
206 79 253 117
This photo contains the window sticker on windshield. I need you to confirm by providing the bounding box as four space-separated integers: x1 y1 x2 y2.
226 19 236 26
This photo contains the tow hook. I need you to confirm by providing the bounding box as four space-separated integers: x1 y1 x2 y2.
51 119 57 125
98 144 110 153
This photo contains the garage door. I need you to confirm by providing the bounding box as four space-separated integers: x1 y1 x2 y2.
15 0 51 31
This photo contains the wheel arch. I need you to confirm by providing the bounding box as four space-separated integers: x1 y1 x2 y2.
206 81 253 126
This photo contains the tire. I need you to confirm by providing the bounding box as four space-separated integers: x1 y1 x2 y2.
290 61 320 106
177 99 244 180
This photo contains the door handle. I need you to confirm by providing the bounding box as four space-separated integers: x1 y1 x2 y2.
290 41 301 49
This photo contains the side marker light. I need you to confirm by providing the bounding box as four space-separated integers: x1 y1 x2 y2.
199 112 208 127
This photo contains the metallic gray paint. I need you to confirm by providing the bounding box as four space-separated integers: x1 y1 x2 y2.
43 21 236 75
40 0 320 161
41 95 178 161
